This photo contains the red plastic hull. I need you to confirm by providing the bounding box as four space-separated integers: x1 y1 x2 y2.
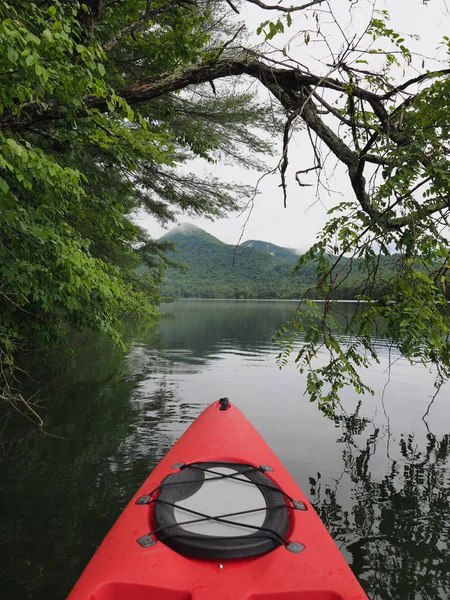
67 401 368 600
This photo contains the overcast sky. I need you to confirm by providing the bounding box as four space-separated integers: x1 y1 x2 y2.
136 0 449 250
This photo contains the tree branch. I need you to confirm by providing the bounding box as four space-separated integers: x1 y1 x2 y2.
244 0 325 12
0 57 297 131
312 91 374 132
224 0 240 14
380 67 450 100
0 57 391 133
280 107 302 207
3 52 449 231
103 0 190 52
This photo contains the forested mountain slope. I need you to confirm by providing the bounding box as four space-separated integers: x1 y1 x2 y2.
158 224 397 300
240 240 300 261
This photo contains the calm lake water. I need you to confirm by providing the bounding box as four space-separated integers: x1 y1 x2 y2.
1 300 450 599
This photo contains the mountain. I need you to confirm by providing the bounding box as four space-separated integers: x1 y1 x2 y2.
241 240 299 261
161 222 223 245
157 223 399 300
159 224 315 299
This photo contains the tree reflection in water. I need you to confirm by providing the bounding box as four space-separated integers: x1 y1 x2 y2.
311 403 450 600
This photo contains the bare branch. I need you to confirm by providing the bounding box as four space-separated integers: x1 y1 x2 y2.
380 67 450 100
244 0 325 12
213 24 245 60
295 164 320 187
224 0 240 13
312 91 374 132
280 107 302 207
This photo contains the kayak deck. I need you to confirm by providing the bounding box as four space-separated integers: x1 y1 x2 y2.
68 400 368 600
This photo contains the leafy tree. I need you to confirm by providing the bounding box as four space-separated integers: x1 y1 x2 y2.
2 0 450 416
0 0 278 415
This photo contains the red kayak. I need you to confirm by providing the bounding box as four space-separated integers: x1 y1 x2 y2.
68 399 368 600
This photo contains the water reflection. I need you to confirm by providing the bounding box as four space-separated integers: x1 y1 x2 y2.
314 404 450 599
0 301 449 599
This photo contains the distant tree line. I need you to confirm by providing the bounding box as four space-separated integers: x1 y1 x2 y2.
158 230 402 300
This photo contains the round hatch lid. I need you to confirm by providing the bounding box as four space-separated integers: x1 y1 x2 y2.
153 462 289 559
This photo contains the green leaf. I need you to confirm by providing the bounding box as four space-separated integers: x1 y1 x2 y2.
7 47 18 63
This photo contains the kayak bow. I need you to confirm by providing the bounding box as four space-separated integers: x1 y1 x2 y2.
68 399 368 600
